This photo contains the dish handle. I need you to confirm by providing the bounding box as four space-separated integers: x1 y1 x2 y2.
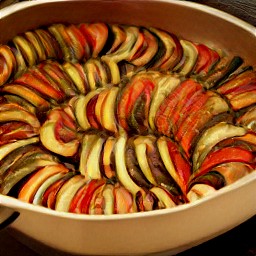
0 205 20 230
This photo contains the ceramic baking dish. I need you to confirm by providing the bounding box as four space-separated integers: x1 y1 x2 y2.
0 0 256 255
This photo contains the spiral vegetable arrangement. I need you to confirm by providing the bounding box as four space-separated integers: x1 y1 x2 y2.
0 23 255 214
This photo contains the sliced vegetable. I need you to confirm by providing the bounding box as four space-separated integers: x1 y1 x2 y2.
187 184 216 202
192 122 247 170
173 39 198 76
18 164 69 203
193 43 220 75
0 45 17 86
125 137 151 188
55 174 86 212
155 79 202 136
150 186 176 209
157 136 191 195
115 134 142 195
176 91 230 156
192 146 255 179
148 75 180 131
202 56 243 89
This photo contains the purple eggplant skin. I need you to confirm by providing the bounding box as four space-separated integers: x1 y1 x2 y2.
146 140 183 198
201 56 244 89
188 171 225 191
125 137 152 189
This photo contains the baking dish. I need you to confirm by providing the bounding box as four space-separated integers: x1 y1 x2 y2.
0 0 256 255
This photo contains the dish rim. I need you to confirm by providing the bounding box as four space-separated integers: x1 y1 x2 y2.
1 171 256 221
0 0 255 34
0 0 256 222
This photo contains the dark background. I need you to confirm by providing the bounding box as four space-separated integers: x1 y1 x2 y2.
0 0 256 255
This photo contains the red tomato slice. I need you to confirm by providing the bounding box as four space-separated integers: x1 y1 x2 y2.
0 122 36 145
117 77 155 130
194 44 212 74
217 70 256 95
16 71 65 101
69 184 88 213
155 79 202 136
79 23 108 57
166 139 191 194
194 44 220 74
86 94 101 129
176 90 227 157
79 179 106 214
175 92 211 150
194 147 255 179
42 175 71 209
226 81 256 98
171 86 204 134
